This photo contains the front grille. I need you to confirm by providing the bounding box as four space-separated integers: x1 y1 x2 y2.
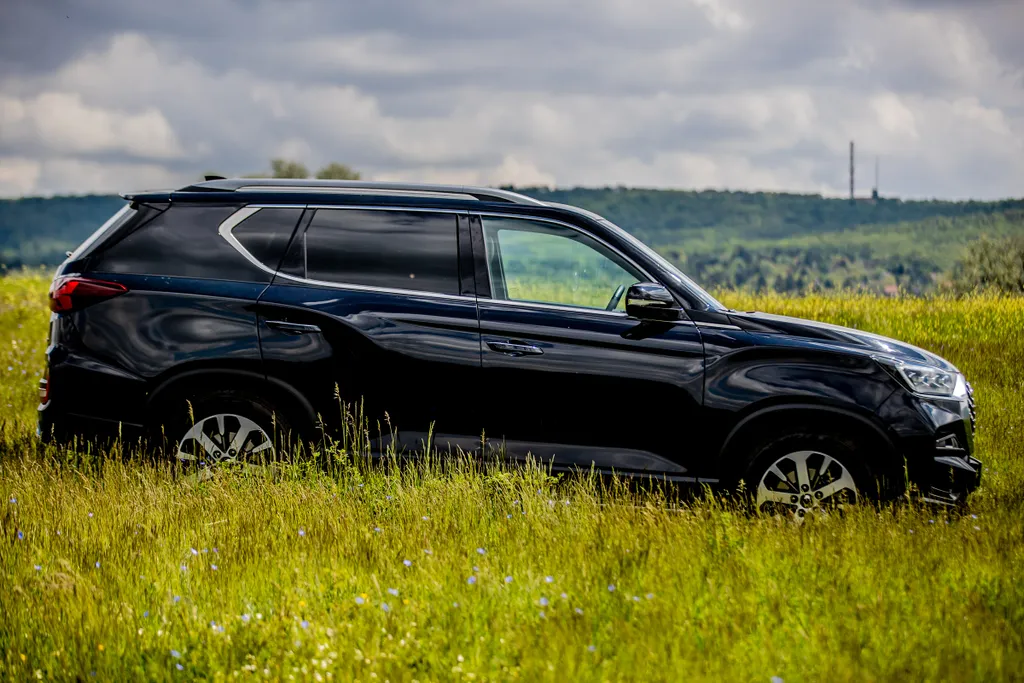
966 381 976 433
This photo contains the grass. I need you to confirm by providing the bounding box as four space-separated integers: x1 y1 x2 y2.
2 271 1023 681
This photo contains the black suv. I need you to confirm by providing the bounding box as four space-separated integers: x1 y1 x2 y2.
40 178 981 513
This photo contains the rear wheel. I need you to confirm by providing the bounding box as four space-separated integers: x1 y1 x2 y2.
164 392 294 467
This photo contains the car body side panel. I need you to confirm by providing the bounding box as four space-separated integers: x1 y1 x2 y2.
256 282 483 447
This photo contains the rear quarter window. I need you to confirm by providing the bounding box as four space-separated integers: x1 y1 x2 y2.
91 204 277 282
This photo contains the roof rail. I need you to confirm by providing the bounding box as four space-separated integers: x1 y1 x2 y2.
176 178 544 205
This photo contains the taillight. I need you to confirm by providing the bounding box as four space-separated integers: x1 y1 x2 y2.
48 275 128 313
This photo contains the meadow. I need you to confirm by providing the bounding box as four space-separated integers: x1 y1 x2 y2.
2 270 1023 681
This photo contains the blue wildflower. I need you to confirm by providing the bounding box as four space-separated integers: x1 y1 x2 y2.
176 663 184 671
387 588 399 596
539 611 546 618
298 528 305 537
588 645 596 652
467 576 477 585
421 516 429 521
473 566 479 572
16 530 23 540
645 593 654 600
608 584 615 592
95 561 101 568
476 548 486 555
381 603 391 613
301 620 309 629
507 514 512 519
544 576 553 583
575 607 584 615
241 614 250 623
560 592 568 599
403 559 412 567
180 564 187 572
143 611 149 618
8 497 14 504
374 527 382 533
505 576 513 584
171 650 181 658
355 596 365 605
173 595 180 603
423 549 432 555
34 565 41 571
190 548 198 556
539 597 549 607
210 564 218 571
88 512 93 518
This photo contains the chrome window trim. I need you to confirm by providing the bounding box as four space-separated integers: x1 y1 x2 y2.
218 205 474 303
694 321 743 331
477 296 700 325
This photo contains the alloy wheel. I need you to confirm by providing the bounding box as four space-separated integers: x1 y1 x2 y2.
756 449 858 519
176 413 275 464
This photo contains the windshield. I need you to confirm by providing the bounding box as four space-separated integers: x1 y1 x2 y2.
595 217 725 311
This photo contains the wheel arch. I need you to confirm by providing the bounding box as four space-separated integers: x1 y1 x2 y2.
145 368 319 439
717 402 902 484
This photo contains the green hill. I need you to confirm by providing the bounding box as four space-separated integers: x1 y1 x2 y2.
3 189 1023 293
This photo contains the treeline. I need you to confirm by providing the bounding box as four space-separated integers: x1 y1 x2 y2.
2 184 1023 294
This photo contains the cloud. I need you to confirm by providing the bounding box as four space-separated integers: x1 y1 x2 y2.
0 0 1022 199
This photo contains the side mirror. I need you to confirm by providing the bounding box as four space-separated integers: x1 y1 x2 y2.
625 282 682 321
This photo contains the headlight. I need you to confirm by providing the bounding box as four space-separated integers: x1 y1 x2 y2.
875 357 966 398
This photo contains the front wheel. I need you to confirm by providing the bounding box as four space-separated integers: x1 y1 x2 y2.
742 432 877 520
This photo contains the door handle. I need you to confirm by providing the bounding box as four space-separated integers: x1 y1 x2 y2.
266 320 321 335
487 340 543 356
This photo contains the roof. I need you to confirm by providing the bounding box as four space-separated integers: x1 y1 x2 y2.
148 178 546 206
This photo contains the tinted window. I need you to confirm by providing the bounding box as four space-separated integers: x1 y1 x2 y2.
233 208 304 272
482 217 643 310
303 209 459 294
92 204 271 282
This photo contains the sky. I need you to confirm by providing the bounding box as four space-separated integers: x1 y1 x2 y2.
0 0 1022 199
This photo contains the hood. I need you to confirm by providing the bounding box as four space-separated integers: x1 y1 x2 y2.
727 310 958 373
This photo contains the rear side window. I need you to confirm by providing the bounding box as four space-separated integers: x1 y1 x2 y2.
92 204 273 282
232 208 304 272
300 209 459 294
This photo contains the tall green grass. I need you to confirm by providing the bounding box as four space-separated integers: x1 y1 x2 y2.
2 272 1023 681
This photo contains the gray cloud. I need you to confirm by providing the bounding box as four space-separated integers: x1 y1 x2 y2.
1 0 1022 199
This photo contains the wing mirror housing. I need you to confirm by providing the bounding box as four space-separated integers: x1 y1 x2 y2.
625 282 682 321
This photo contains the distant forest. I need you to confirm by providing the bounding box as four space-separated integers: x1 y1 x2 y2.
2 189 1023 294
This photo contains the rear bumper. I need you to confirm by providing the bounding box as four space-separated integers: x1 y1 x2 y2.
37 401 145 447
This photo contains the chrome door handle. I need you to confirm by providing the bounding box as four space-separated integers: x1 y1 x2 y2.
266 320 321 335
487 340 543 356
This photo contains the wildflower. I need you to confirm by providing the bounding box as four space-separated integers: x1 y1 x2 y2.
88 512 93 518
210 620 217 628
645 593 654 600
560 592 568 599
213 548 218 553
301 620 309 629
507 514 512 519
971 514 979 519
386 495 393 501
387 588 399 596
575 607 584 615
588 645 596 652
467 576 477 585
539 611 546 618
452 602 459 607
929 520 935 524
477 548 486 555
539 597 549 607
355 596 365 605
909 530 914 534
180 564 187 572
190 548 198 556
632 596 640 602
241 614 250 623
608 584 615 592
403 559 412 567
8 497 14 504
298 528 306 537
173 596 180 603
171 650 181 659
176 664 184 671
544 576 553 583
34 565 41 571
771 677 784 683
381 603 391 613
201 548 208 553
17 530 23 540
211 564 218 571
505 576 513 584
974 525 981 531
513 500 520 505
95 561 101 569
421 516 429 521
423 549 432 555
374 527 382 533
143 611 149 618
473 566 479 572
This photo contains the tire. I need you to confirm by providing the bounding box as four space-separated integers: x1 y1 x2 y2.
739 430 902 518
162 390 296 466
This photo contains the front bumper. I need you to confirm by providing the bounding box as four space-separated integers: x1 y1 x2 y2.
876 385 982 504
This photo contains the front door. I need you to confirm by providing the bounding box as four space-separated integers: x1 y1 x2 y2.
473 214 706 479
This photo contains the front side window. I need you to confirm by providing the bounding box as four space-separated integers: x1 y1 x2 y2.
481 217 643 311
301 209 459 295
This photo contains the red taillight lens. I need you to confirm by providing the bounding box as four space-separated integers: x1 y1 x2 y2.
48 276 128 313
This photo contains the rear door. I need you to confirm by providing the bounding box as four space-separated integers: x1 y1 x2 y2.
473 214 707 479
254 206 482 452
